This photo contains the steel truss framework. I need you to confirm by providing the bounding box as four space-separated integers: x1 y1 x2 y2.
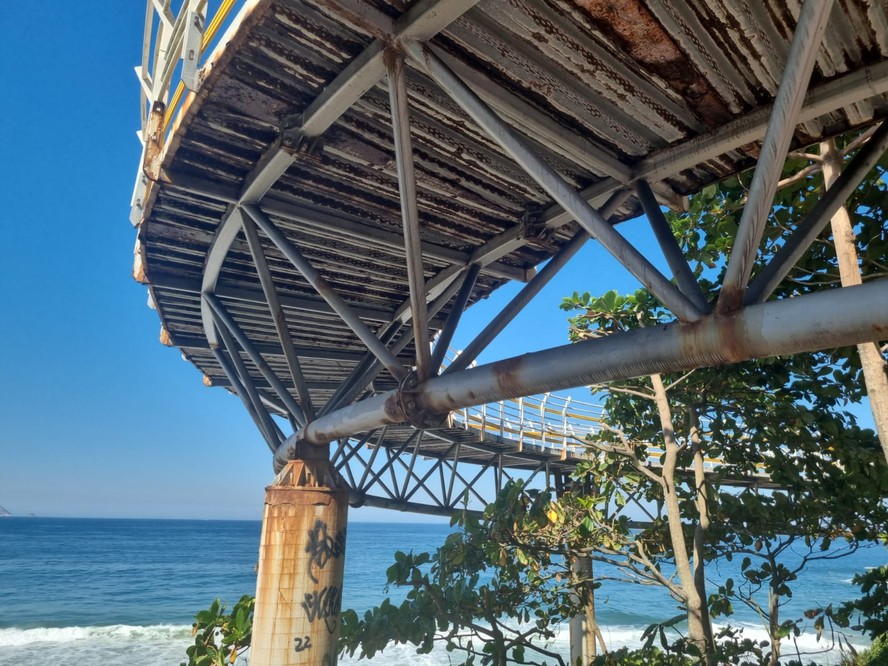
134 0 888 512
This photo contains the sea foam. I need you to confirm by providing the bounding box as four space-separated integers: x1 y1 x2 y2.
0 621 871 665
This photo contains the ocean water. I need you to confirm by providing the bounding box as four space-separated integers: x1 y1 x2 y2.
0 517 882 665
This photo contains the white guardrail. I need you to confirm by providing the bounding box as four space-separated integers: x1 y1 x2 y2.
450 392 606 458
442 350 605 458
443 351 737 472
131 0 237 224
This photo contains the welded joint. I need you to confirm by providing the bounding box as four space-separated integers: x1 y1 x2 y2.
521 205 550 241
281 114 323 154
397 370 447 429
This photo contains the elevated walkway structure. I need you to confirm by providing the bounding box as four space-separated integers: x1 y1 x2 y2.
130 1 888 662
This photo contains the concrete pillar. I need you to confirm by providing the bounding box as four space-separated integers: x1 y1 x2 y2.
251 459 348 666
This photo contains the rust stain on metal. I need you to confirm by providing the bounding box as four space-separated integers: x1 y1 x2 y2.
491 354 529 401
383 390 407 423
252 469 348 665
673 310 749 370
132 238 148 284
568 0 732 128
143 101 166 182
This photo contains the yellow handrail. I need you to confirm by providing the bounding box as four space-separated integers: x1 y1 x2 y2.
162 0 238 130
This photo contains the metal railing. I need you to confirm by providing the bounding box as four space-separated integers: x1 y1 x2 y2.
442 351 760 475
451 392 606 458
440 349 605 458
450 392 767 476
131 0 239 224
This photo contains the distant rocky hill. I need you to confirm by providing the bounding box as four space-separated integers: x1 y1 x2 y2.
0 505 11 516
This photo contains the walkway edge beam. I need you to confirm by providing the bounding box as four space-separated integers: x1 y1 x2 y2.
274 278 888 469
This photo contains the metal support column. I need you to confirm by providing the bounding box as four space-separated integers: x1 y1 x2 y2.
252 459 349 666
406 41 705 323
275 277 888 466
718 0 834 312
386 49 432 380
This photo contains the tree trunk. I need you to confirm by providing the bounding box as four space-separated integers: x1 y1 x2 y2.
570 554 607 663
689 409 714 651
821 138 888 465
651 374 712 658
767 553 781 666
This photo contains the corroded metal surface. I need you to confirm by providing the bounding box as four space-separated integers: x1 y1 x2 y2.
252 461 348 665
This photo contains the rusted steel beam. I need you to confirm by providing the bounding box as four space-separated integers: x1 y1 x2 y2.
718 0 835 313
431 264 481 372
563 60 888 229
299 0 480 138
239 139 294 202
428 45 631 182
635 179 710 314
209 377 347 392
445 190 632 375
445 228 590 375
242 213 316 421
211 347 279 452
407 42 705 323
745 120 888 304
386 49 432 381
205 293 309 427
171 333 367 362
201 206 244 347
322 266 470 416
210 311 283 450
275 278 888 467
243 202 406 381
151 272 394 323
159 171 530 282
319 323 407 418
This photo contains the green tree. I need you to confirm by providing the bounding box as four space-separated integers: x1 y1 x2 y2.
180 595 254 666
340 480 599 665
556 127 888 664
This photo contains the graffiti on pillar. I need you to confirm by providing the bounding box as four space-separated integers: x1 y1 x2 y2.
302 585 341 633
293 636 312 653
305 519 346 584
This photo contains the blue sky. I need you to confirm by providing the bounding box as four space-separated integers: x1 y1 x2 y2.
2 3 872 521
